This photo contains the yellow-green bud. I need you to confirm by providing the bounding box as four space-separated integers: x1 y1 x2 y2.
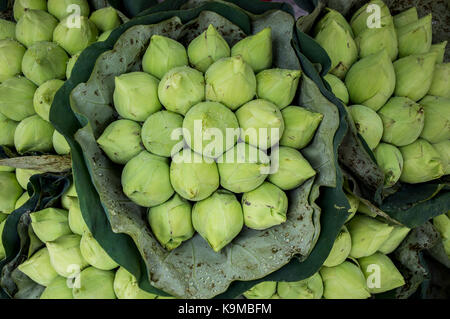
114 267 158 299
428 63 450 98
256 68 301 109
314 8 353 37
73 267 116 299
356 24 398 61
47 0 90 21
0 76 37 121
16 168 42 189
18 247 58 286
30 208 71 242
231 28 272 73
80 232 119 270
397 14 432 58
53 16 98 55
420 96 450 144
33 79 64 122
350 0 393 37
243 282 277 299
349 104 384 150
0 19 16 40
430 41 447 64
89 7 120 32
0 172 23 214
53 130 70 155
374 143 404 188
378 226 411 254
433 140 450 175
13 0 47 22
14 191 30 209
14 115 55 154
277 273 323 299
0 166 15 172
97 30 112 42
345 192 360 222
323 226 351 267
68 199 89 235
0 39 25 82
40 276 73 299
324 73 349 104
393 7 418 28
66 53 80 79
16 9 58 48
0 113 18 147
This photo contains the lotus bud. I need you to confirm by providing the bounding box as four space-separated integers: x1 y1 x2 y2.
0 220 5 259
183 101 240 157
46 234 89 278
73 267 116 299
320 261 371 299
89 7 120 32
374 143 404 188
170 150 220 202
243 282 277 299
188 24 230 72
158 66 205 115
277 273 323 299
141 111 183 158
192 190 243 252
397 14 432 57
269 146 316 191
33 79 64 122
205 55 257 110
378 97 425 148
231 27 272 73
68 199 89 235
15 168 42 189
324 73 349 104
16 9 58 48
430 41 447 64
80 232 118 270
30 208 71 242
61 184 77 211
142 35 188 80
122 151 174 207
21 41 69 86
241 182 288 230
114 267 158 299
53 130 70 155
359 252 405 294
148 194 194 250
13 0 47 21
357 202 378 218
217 143 270 193
393 7 418 28
0 76 36 121
314 8 353 37
97 119 144 165
349 104 383 150
378 226 411 254
53 16 98 55
0 172 23 214
48 0 90 21
350 0 393 37
433 140 450 175
356 24 398 61
14 115 55 154
0 39 25 82
18 247 58 286
97 30 112 42
0 113 18 147
345 50 396 111
66 53 80 79
15 192 30 209
66 181 78 197
347 215 394 258
40 276 73 299
433 214 450 241
113 72 162 122
280 106 323 150
256 69 301 109
420 96 450 144
428 63 450 98
0 19 16 40
315 20 358 79
345 192 359 222
323 226 352 267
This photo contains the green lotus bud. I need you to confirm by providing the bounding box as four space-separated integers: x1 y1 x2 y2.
66 53 80 79
320 261 370 299
18 247 58 286
243 282 277 299
192 190 243 252
73 267 116 299
348 104 383 150
53 130 70 155
170 150 219 202
324 73 349 104
0 39 25 82
97 119 144 165
33 79 64 122
428 63 450 98
350 0 393 37
0 172 23 214
80 232 118 270
356 24 398 61
16 9 58 48
256 69 301 109
62 193 75 211
374 143 404 188
47 234 89 278
420 96 450 144
205 55 257 110
66 181 78 197
141 111 183 157
359 252 405 294
40 276 73 299
347 215 394 258
430 41 447 64
269 146 316 191
68 199 89 235
13 0 47 21
345 192 360 222
236 99 285 150
158 66 205 115
277 273 323 299
97 30 112 42
0 113 18 147
345 50 396 111
187 24 231 73
217 143 270 193
14 115 55 154
122 151 174 207
433 214 450 240
142 35 188 80
378 226 411 254
148 194 194 250
378 97 425 147
22 41 69 86
397 14 432 57
30 208 71 242
53 16 98 55
0 220 5 259
0 76 37 121
0 19 16 40
16 168 42 189
89 7 120 32
183 101 240 158
114 267 158 299
15 191 30 209
315 20 358 79
314 8 353 37
280 106 324 150
231 28 272 73
113 72 162 122
393 7 418 28
433 140 450 175
48 0 90 21
323 226 351 267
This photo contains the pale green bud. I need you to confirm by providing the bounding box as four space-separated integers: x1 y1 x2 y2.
323 226 351 267
40 276 73 299
48 0 90 21
433 214 450 239
14 191 30 209
80 232 118 270
16 168 42 189
314 8 353 37
0 76 37 121
89 7 120 32
53 16 98 55
350 0 393 37
433 140 450 175
324 73 349 104
397 14 432 58
0 39 25 82
73 267 116 299
14 115 55 154
33 79 64 122
393 7 418 28
420 96 450 144
374 143 404 188
356 24 398 61
114 267 158 299
430 41 447 64
68 199 89 235
256 68 301 109
348 104 383 150
16 9 58 48
53 130 70 155
66 53 80 79
97 30 112 42
378 226 411 254
18 247 58 286
243 282 277 299
0 113 18 147
0 172 23 214
428 63 450 99
30 208 71 242
61 194 74 211
277 273 323 299
13 0 47 22
0 19 16 40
